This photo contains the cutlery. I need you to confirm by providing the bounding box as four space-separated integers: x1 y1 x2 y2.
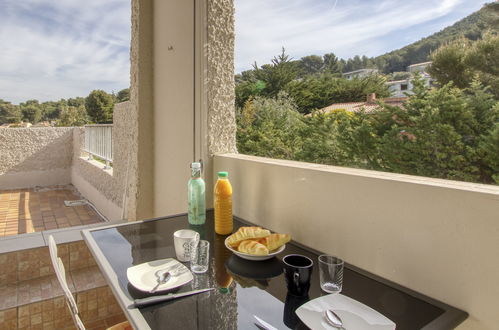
149 263 186 293
133 288 215 307
253 315 278 330
325 309 345 329
150 270 172 293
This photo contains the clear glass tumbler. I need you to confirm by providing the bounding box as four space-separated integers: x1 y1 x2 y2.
318 255 344 294
190 240 210 274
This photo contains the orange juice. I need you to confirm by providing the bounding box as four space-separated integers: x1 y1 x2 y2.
214 171 233 235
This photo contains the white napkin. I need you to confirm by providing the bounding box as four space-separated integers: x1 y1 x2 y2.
296 294 396 330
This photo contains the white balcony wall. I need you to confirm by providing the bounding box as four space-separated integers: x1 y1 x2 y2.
214 153 499 330
0 127 73 189
71 102 132 222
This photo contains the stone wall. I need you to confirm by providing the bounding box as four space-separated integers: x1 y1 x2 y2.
71 102 132 221
0 128 73 189
207 0 237 155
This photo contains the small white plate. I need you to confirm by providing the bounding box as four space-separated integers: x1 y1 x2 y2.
296 294 396 330
224 237 286 261
127 258 193 292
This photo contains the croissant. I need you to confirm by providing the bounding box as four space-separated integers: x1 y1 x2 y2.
237 240 269 256
227 226 271 248
258 233 291 251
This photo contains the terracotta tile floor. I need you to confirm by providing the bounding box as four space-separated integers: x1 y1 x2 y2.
0 186 105 237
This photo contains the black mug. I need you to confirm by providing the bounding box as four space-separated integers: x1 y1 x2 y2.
283 292 309 328
283 254 313 296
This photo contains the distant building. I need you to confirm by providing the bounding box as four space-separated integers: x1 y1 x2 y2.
342 68 378 80
407 61 432 73
386 61 433 97
316 93 407 115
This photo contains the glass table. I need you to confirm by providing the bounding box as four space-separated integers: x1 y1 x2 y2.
82 211 467 330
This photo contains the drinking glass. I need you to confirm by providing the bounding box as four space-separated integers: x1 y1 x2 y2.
190 240 210 273
318 255 344 294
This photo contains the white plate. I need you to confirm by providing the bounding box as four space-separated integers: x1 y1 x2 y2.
224 237 286 261
126 258 193 292
296 294 396 330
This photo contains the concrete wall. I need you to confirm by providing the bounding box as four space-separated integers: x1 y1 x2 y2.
71 102 132 221
129 0 154 221
0 128 73 189
151 0 195 218
128 0 236 217
214 153 499 330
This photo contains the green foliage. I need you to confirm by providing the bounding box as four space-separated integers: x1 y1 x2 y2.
429 33 499 97
0 100 22 124
285 74 390 114
369 3 497 73
322 53 342 75
479 122 499 183
116 88 130 102
21 105 42 124
85 90 114 123
299 55 324 76
237 74 498 184
252 48 300 98
56 105 89 127
237 92 304 159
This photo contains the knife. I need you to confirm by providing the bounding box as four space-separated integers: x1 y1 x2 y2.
254 315 279 330
132 288 215 307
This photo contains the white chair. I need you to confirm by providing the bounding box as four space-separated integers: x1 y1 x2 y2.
48 235 131 330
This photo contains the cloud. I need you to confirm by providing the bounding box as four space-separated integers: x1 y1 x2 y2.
0 0 130 104
235 0 490 72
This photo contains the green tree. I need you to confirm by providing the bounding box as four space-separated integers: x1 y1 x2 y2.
429 34 499 97
322 53 341 75
67 97 85 107
57 105 89 127
428 38 473 89
479 122 499 183
237 92 304 159
285 73 390 114
85 90 114 123
295 111 349 165
299 55 324 76
253 48 300 98
21 105 42 124
116 88 130 102
0 100 22 124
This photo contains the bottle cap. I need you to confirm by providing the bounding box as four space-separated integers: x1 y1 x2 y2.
217 171 228 178
191 162 201 169
219 287 230 294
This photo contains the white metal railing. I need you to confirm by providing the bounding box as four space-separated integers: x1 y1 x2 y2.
84 124 113 169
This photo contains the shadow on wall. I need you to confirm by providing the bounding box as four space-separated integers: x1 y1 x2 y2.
0 128 74 176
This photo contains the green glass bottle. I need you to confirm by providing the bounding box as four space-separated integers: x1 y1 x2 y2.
188 162 206 225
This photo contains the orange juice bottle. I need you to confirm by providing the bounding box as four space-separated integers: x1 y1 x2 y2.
214 171 233 235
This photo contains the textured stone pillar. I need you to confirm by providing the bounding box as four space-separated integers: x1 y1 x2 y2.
129 0 154 221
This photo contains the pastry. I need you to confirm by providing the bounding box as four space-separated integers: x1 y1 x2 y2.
237 240 269 256
258 233 291 251
226 226 271 248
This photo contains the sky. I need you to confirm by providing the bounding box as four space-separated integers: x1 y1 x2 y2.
0 0 130 104
0 0 491 104
235 0 491 73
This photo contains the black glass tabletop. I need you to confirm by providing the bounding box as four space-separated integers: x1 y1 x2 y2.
89 211 466 330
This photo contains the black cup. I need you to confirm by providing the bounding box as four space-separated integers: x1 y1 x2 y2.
283 254 313 296
283 292 309 328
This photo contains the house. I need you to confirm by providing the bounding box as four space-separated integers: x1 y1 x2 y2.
407 61 432 73
342 68 378 80
386 61 433 97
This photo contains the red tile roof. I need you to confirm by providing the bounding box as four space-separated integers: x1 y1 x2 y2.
317 97 407 115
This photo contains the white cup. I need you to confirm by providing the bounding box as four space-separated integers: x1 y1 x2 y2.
173 229 200 262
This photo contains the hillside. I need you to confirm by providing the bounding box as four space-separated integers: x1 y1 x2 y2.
370 2 499 73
